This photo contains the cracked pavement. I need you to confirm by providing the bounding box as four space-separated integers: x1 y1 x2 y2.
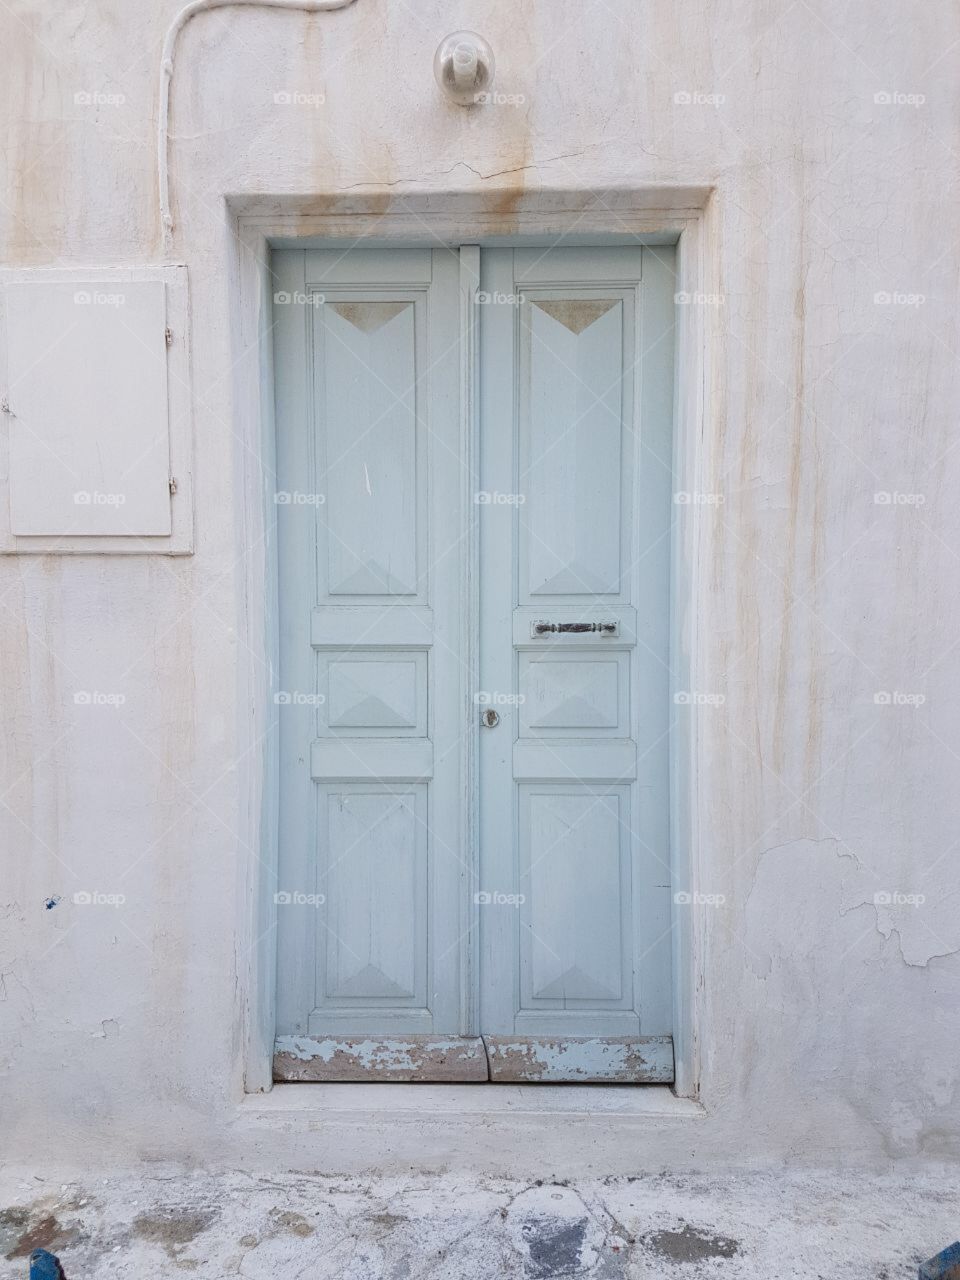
0 1167 956 1278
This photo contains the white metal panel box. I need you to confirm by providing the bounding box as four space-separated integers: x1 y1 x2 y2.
0 266 192 553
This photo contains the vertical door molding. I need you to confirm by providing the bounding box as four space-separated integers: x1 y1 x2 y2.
458 245 482 1036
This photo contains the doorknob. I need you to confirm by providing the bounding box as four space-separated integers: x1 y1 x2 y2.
481 708 500 728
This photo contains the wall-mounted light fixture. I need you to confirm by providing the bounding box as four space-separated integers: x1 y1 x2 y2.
434 31 496 106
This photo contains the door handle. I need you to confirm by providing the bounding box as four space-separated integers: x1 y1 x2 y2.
531 621 619 637
481 709 500 728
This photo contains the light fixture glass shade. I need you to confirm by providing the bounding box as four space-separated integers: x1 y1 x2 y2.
434 31 496 105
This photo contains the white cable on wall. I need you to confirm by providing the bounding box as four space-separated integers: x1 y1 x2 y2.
158 0 359 249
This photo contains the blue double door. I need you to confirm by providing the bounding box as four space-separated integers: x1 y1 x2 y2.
272 244 676 1082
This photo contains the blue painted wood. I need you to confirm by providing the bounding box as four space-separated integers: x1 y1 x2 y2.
920 1241 960 1280
273 249 467 1052
272 246 677 1080
478 247 676 1077
30 1250 66 1280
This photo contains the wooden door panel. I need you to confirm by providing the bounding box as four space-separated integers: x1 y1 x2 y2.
519 653 628 734
317 786 426 1017
485 1035 673 1083
274 249 466 1068
479 247 676 1078
521 788 629 1006
321 298 420 597
323 653 426 734
522 297 625 597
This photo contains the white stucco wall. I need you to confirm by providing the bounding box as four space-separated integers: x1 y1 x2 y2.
2 0 959 1173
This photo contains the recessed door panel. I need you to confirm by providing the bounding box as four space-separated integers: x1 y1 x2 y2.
322 653 427 735
319 786 425 1009
522 297 625 598
519 653 627 734
320 296 422 598
521 788 629 1006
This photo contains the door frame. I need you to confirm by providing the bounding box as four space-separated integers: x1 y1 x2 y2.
229 188 715 1101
